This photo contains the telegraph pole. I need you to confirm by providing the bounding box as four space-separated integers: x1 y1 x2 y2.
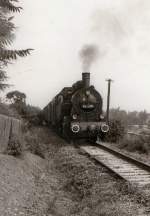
106 79 113 124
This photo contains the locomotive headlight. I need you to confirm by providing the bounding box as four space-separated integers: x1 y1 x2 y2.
71 124 80 133
101 124 109 133
100 114 104 120
72 114 77 120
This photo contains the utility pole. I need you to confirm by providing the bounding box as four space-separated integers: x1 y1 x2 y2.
106 79 113 124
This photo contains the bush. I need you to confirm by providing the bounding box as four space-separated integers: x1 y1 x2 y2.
0 103 20 118
105 120 125 143
6 134 22 156
23 105 41 126
120 135 150 154
23 129 45 158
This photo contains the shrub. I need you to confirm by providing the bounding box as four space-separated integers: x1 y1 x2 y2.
0 103 20 118
105 120 125 143
22 105 41 126
120 135 150 154
6 134 22 156
23 130 45 158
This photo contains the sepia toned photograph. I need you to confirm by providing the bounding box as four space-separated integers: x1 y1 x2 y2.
0 0 150 215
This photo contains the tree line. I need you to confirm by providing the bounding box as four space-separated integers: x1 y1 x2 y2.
109 108 149 126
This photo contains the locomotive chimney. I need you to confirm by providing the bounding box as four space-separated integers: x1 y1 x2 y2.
82 72 90 88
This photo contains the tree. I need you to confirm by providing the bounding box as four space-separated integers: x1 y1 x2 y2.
0 0 22 12
109 107 128 126
104 120 125 143
6 90 26 115
6 90 26 104
127 111 139 125
0 0 32 91
138 110 148 125
0 70 9 90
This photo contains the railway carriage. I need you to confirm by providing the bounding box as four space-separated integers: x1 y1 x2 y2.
43 73 109 140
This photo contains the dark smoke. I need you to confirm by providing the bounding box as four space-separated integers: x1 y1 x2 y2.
80 44 99 71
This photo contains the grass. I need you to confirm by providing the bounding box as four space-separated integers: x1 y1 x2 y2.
5 134 22 156
9 125 150 215
52 145 148 215
23 130 45 158
22 126 67 159
119 135 150 154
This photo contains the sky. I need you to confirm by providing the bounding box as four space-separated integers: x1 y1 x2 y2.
5 0 150 111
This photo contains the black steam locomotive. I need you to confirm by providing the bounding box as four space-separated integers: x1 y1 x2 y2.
43 73 109 140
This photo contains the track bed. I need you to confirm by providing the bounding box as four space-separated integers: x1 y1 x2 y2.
80 141 150 187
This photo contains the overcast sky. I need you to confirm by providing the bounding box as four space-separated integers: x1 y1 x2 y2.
5 0 150 111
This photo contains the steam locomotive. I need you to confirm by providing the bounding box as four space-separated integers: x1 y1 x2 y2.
43 73 109 140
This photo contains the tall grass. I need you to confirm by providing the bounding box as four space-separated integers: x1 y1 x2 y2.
120 135 150 154
53 146 144 215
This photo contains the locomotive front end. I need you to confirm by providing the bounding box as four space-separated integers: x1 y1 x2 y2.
70 121 109 135
70 72 109 139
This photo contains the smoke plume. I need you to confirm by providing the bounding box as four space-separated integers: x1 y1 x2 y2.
79 44 99 71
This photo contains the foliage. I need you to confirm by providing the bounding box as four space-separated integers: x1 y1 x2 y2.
10 102 41 124
6 134 22 156
23 104 41 116
0 70 9 90
6 90 26 103
105 120 125 143
20 126 149 215
23 128 46 158
0 102 20 117
109 108 149 127
120 135 150 154
0 0 33 91
0 0 22 12
6 90 26 116
22 104 41 126
138 110 148 125
109 108 128 126
0 48 33 61
6 90 41 124
9 102 26 116
53 145 144 215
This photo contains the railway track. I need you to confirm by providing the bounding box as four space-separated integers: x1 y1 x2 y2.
80 141 150 187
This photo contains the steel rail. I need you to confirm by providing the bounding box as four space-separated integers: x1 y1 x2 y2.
96 141 150 172
80 142 150 186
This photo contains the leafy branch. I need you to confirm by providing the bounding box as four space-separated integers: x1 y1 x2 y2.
0 48 34 60
0 0 22 12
